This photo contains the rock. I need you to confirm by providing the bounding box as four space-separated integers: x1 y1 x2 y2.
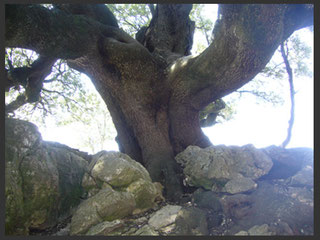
192 189 222 212
84 214 158 236
126 178 161 214
175 144 272 194
226 180 313 235
192 189 223 229
52 224 71 236
285 187 313 207
70 187 136 235
262 146 313 179
221 173 257 194
173 207 208 235
85 220 124 236
153 182 166 203
235 230 249 235
220 194 254 220
286 165 313 187
148 205 182 231
248 224 274 235
269 221 294 235
5 118 88 235
134 224 158 236
81 150 164 213
73 146 164 235
147 205 209 236
277 221 294 235
90 151 151 188
81 172 100 198
45 142 89 215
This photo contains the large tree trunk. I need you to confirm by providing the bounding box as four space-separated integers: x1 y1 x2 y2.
66 41 188 201
5 4 313 201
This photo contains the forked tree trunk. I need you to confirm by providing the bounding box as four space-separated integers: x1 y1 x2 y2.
5 4 313 201
67 48 209 200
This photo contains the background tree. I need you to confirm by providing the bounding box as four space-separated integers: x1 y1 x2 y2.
5 4 313 201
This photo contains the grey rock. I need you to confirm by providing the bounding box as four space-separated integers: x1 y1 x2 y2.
262 146 313 179
81 172 100 197
287 165 313 187
85 220 124 235
5 118 88 235
235 230 249 235
70 187 136 235
52 224 70 236
148 205 182 231
176 144 272 193
126 178 161 214
134 224 158 236
75 146 164 235
225 180 313 235
221 173 257 194
275 221 294 235
248 224 274 235
193 189 222 212
90 151 151 188
173 207 208 235
220 194 254 220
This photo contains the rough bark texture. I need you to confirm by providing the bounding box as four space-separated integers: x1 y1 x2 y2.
5 4 313 201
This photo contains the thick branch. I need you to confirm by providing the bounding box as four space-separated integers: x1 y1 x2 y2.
142 4 195 58
168 4 313 110
5 94 27 114
5 4 108 59
52 4 118 27
6 55 56 103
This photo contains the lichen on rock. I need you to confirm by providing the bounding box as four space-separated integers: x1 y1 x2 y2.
5 118 89 235
176 144 273 194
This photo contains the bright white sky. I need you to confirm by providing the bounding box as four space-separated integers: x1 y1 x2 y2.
39 4 314 153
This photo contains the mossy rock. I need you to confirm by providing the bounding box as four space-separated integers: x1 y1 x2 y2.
5 118 88 235
90 151 151 188
70 187 136 235
126 179 159 213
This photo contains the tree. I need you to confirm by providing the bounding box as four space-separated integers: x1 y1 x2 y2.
5 4 313 201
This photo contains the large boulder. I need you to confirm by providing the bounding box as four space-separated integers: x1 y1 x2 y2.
175 144 273 194
70 186 136 235
89 151 152 188
261 145 313 180
5 118 89 235
71 151 164 235
82 151 164 213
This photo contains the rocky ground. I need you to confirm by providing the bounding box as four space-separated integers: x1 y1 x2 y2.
6 118 313 236
30 176 313 236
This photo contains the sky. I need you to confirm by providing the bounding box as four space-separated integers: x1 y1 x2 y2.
37 4 314 153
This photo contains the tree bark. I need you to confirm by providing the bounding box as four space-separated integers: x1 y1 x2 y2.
5 4 313 201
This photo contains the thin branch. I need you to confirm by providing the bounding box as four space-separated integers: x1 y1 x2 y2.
198 15 211 46
43 78 57 83
280 41 295 148
123 18 140 30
